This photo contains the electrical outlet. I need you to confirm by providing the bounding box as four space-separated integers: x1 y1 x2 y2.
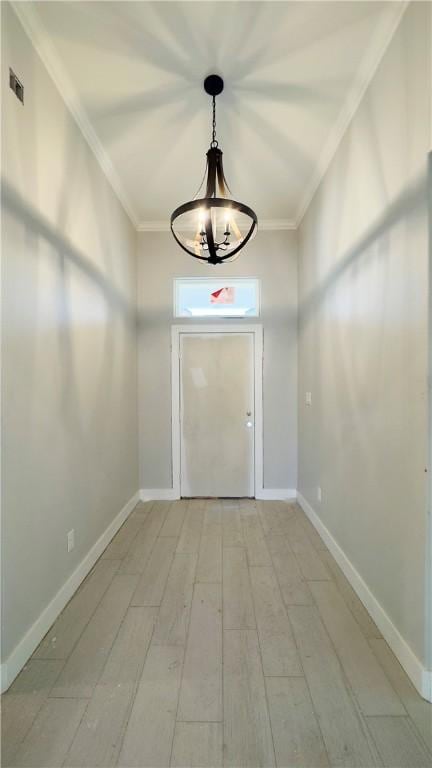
317 486 322 503
305 391 312 406
67 529 75 552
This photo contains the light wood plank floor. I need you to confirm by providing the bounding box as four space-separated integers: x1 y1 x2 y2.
2 500 431 767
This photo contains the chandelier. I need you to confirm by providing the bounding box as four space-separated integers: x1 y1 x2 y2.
170 75 258 264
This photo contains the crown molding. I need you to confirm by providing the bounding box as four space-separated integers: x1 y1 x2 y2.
10 1 139 229
259 219 297 231
295 1 409 228
137 221 172 233
137 218 296 232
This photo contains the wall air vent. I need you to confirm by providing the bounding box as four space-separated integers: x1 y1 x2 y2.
9 68 24 104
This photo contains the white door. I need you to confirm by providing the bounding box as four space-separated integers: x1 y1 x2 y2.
180 333 254 497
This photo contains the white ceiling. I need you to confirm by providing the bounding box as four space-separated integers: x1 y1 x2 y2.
16 1 404 228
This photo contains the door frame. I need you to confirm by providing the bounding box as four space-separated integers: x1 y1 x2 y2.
171 324 263 499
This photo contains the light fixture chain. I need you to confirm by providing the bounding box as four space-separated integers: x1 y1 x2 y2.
211 95 218 147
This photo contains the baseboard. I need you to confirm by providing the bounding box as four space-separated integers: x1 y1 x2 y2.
297 492 432 702
256 488 297 501
140 488 296 502
0 491 140 693
422 669 432 702
140 488 179 501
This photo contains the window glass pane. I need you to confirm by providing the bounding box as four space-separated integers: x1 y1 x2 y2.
174 278 260 318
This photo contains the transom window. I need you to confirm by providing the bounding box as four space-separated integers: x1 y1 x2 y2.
174 278 260 318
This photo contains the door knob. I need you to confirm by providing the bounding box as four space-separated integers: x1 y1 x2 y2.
246 411 252 417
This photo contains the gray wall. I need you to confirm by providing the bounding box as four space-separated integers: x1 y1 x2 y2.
1 5 139 663
137 229 297 491
298 2 430 665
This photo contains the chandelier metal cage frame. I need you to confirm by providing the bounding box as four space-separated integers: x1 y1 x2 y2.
170 74 258 265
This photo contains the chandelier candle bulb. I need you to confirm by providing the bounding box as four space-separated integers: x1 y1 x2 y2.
170 75 258 264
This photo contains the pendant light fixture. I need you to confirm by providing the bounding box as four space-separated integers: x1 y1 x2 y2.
170 75 258 264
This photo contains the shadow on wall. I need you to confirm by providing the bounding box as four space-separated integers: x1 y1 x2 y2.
2 179 135 319
2 177 137 483
298 172 428 328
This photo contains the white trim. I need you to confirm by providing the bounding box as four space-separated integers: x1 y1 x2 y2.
427 153 432 701
137 219 296 233
10 2 139 228
427 0 432 698
256 488 297 501
295 2 408 226
0 491 140 693
140 488 179 502
171 324 263 499
137 221 174 233
423 670 432 703
259 220 296 232
297 492 432 703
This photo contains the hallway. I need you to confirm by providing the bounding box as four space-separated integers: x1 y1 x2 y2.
2 499 431 767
